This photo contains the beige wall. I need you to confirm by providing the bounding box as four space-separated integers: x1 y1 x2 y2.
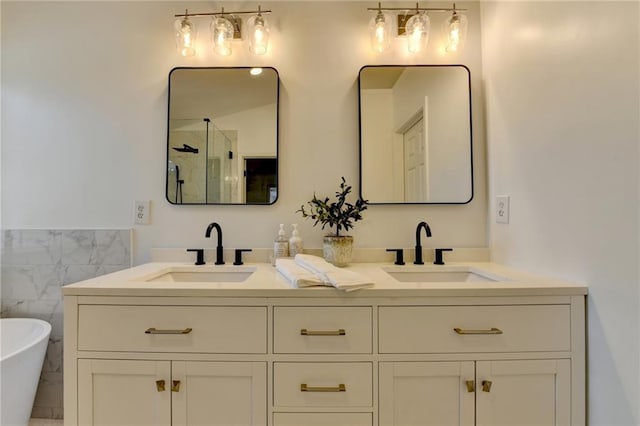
1 1 488 262
481 2 640 424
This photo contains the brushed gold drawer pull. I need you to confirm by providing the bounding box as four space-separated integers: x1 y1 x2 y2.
156 380 166 392
171 380 181 392
454 327 503 335
145 327 193 335
482 380 492 392
300 329 346 336
300 383 346 392
465 380 475 393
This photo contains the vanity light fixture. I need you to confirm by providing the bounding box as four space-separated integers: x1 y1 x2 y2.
247 6 270 55
173 6 272 57
211 14 234 56
444 3 468 52
369 3 393 53
405 5 430 53
367 2 466 54
174 10 197 57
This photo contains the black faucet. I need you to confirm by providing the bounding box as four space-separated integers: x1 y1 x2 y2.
414 221 432 265
205 222 224 265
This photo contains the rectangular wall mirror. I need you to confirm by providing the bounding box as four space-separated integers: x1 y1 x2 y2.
358 65 473 204
167 67 279 205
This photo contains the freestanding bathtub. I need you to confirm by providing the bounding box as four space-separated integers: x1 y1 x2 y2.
1 318 51 426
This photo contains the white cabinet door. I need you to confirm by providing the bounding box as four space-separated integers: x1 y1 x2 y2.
172 361 267 426
379 361 475 426
78 359 171 426
476 360 571 426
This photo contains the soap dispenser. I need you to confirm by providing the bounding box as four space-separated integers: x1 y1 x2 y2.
289 224 303 257
274 224 289 259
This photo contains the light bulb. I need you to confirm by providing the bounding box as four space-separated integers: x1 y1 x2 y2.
248 14 270 55
444 11 468 53
369 11 392 53
174 15 196 57
405 12 430 53
211 16 234 56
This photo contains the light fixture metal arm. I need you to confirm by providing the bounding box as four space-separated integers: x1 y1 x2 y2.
175 9 272 18
367 1 466 13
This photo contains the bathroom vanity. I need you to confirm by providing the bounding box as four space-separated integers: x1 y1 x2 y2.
63 262 586 426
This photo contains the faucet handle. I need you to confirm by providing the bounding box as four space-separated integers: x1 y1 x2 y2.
186 249 206 265
233 249 253 266
386 249 405 265
434 248 453 265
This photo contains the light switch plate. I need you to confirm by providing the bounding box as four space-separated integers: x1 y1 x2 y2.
496 196 510 224
135 201 150 225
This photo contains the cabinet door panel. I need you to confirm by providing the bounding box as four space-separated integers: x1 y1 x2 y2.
476 360 570 426
78 359 171 426
379 361 474 426
172 361 267 426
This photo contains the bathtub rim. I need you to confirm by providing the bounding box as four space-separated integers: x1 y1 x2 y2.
1 318 52 362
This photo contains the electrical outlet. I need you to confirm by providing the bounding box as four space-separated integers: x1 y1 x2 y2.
496 196 510 224
135 201 150 225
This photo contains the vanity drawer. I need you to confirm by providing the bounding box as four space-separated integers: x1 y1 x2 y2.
273 362 372 407
273 306 372 354
378 305 570 353
273 412 372 426
78 305 267 353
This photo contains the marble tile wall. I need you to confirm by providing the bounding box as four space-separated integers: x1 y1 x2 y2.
1 229 131 419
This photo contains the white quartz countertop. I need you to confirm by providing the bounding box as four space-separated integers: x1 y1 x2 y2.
61 261 588 298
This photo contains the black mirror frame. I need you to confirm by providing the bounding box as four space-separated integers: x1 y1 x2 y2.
165 66 280 206
357 64 474 205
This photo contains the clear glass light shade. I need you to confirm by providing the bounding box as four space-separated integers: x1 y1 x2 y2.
369 11 392 53
405 12 430 53
247 15 270 55
444 12 468 53
211 16 234 56
174 17 197 57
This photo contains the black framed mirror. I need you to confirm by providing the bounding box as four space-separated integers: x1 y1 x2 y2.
166 67 279 205
358 65 473 204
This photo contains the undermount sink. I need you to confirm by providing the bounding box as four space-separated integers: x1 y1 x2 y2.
383 266 507 283
143 266 256 283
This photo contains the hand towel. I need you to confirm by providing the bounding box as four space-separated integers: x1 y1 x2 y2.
293 254 334 280
275 258 329 288
294 254 373 291
325 269 374 292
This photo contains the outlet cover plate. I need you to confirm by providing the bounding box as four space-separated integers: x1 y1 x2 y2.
135 201 150 225
496 196 510 224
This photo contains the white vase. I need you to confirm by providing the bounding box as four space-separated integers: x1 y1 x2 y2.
323 236 353 267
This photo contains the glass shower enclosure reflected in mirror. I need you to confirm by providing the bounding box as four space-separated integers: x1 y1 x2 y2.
166 67 279 205
167 118 237 204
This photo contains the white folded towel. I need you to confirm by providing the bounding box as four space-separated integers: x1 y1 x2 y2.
294 254 374 292
275 258 329 288
325 269 374 292
293 254 334 281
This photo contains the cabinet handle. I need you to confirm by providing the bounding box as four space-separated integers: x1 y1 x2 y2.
155 380 166 392
300 383 346 392
465 380 475 393
145 327 193 335
171 380 181 392
453 327 503 335
482 380 492 392
300 329 346 336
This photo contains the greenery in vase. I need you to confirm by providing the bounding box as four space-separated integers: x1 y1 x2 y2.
297 177 368 237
